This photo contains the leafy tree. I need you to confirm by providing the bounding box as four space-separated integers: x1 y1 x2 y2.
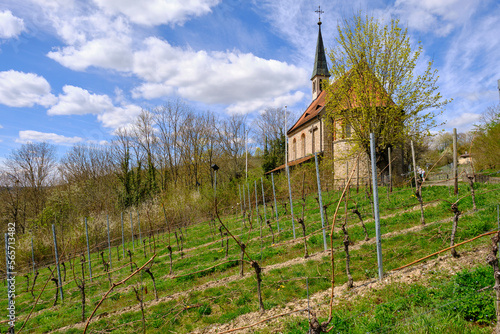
472 105 500 170
262 132 285 173
325 14 450 167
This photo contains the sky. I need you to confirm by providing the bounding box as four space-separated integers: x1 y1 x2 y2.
0 0 499 159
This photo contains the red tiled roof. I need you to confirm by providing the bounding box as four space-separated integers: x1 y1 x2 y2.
265 154 316 174
287 90 327 135
288 68 395 136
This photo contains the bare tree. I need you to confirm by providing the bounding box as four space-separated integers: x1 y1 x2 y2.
217 114 246 180
3 142 56 233
253 107 295 149
154 100 189 189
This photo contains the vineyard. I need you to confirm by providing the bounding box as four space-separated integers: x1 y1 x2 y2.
2 168 500 333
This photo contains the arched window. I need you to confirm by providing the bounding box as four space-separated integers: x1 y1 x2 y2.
301 133 306 157
292 138 297 160
344 122 351 138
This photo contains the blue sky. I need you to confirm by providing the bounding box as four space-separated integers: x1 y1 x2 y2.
0 0 499 159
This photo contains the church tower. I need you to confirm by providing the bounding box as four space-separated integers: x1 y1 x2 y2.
311 9 330 100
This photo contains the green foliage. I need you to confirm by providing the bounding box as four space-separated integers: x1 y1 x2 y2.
325 13 450 166
262 132 286 173
447 266 495 324
472 105 500 170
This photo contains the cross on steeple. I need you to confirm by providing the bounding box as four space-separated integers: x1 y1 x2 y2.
315 6 324 24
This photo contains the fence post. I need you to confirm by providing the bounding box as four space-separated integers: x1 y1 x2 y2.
261 177 267 222
107 215 112 270
255 180 262 261
315 152 327 251
52 224 64 301
271 172 279 232
84 218 92 282
453 128 458 195
388 146 392 192
286 163 296 239
247 183 251 217
497 204 499 261
411 140 418 192
130 212 134 251
239 184 243 216
370 133 383 280
121 212 125 258
242 183 246 212
137 209 142 248
31 236 35 275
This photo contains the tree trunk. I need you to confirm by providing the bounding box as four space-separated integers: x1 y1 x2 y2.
450 203 461 258
297 218 309 258
251 261 265 312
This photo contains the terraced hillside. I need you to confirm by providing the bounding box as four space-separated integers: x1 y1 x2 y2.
2 182 500 333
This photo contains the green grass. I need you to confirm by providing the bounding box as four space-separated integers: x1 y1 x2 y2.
2 182 499 333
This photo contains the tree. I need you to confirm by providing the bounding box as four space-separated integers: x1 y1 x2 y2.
325 14 450 167
472 104 500 170
262 132 285 173
3 142 56 233
216 114 246 180
253 107 293 172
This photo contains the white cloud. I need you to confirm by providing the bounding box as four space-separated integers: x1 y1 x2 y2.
0 10 25 39
47 35 133 71
0 70 57 107
393 0 482 37
227 91 305 115
16 130 83 145
48 85 114 115
447 112 482 129
132 37 308 112
97 104 143 129
47 84 142 129
93 0 221 26
0 124 3 129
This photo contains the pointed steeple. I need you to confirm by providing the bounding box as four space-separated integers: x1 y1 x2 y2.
311 8 330 100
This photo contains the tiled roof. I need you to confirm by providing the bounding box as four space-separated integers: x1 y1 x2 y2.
287 90 327 135
265 154 316 174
